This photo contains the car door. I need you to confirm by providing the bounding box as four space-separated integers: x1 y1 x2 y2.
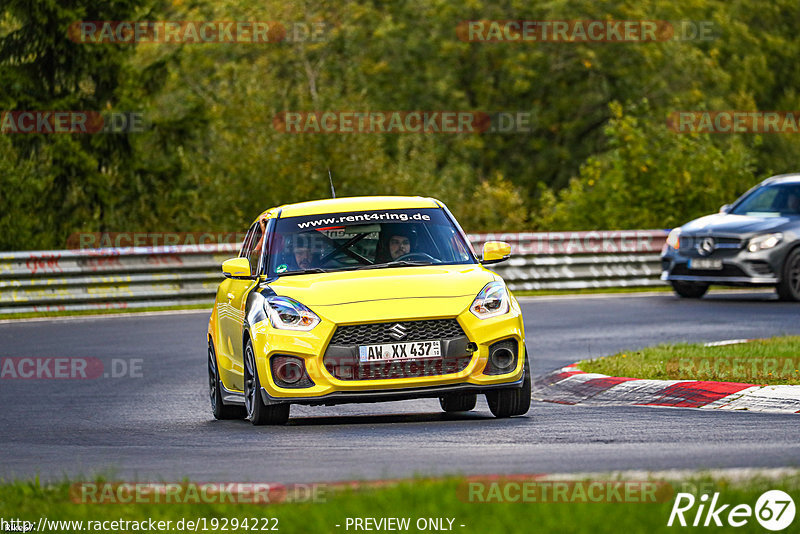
217 221 264 391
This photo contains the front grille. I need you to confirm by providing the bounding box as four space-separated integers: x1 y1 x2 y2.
680 236 743 249
679 236 743 257
329 319 465 345
325 319 472 381
671 263 748 277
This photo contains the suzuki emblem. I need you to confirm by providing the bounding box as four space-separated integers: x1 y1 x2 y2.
387 323 408 341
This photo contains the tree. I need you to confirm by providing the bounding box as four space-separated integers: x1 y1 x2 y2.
536 101 755 230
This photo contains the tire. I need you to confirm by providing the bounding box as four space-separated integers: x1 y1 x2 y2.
439 392 477 412
244 338 290 425
208 341 246 420
670 280 709 299
485 353 531 418
776 248 800 301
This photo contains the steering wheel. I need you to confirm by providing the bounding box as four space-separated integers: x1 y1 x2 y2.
394 252 439 263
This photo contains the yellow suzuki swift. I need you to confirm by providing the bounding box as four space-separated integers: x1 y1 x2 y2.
207 196 529 425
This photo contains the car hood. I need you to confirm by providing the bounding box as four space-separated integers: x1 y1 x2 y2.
263 265 497 323
267 264 496 306
681 213 796 235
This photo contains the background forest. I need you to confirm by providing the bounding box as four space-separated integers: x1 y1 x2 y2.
1 0 798 250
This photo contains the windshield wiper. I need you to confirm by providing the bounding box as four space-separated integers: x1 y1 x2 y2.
356 260 433 270
277 268 330 276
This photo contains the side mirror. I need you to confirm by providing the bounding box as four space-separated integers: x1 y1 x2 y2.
719 204 731 214
222 257 253 278
481 241 511 264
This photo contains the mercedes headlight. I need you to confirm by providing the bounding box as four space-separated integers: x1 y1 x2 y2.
470 281 510 319
666 229 681 250
747 233 782 252
265 296 320 331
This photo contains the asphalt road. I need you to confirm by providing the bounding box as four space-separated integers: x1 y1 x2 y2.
1 290 798 483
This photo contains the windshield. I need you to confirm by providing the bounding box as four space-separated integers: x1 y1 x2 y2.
265 208 476 276
730 183 800 217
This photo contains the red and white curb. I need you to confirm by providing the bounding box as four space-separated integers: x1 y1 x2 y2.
534 364 800 414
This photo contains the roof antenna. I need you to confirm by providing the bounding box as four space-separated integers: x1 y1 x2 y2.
328 168 336 198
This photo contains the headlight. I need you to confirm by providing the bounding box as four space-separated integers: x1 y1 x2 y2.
265 296 320 331
666 229 681 250
747 233 782 252
470 281 510 319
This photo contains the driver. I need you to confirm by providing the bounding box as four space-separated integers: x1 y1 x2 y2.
280 234 317 272
388 233 411 260
293 243 313 270
375 225 418 263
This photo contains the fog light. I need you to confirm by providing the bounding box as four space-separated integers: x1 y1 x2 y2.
484 339 519 375
491 347 515 371
276 359 303 384
270 355 314 388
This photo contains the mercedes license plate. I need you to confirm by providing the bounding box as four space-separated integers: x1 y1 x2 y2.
688 259 723 270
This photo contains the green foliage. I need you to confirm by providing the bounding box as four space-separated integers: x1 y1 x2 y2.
0 0 205 249
2 0 800 249
460 174 529 232
2 475 800 534
536 100 755 230
580 336 800 385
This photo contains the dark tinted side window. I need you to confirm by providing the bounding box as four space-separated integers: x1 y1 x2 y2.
240 223 258 258
247 224 264 274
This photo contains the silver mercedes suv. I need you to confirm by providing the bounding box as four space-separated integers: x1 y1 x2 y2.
661 174 800 301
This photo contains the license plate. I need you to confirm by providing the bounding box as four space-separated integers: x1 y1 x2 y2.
358 341 441 362
689 259 723 270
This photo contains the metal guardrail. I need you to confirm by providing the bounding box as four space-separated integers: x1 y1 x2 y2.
0 230 668 314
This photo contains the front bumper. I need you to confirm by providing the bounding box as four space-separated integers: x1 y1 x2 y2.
248 303 526 403
660 239 788 285
260 374 525 406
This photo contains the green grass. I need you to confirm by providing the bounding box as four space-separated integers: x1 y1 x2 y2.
580 336 800 385
0 303 212 321
1 475 798 534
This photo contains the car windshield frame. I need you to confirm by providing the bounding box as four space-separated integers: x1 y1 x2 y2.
729 182 800 217
263 207 478 277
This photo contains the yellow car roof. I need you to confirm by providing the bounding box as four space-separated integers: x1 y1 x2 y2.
257 196 442 220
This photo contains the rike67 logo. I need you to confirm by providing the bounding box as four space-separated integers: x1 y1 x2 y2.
668 490 796 531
